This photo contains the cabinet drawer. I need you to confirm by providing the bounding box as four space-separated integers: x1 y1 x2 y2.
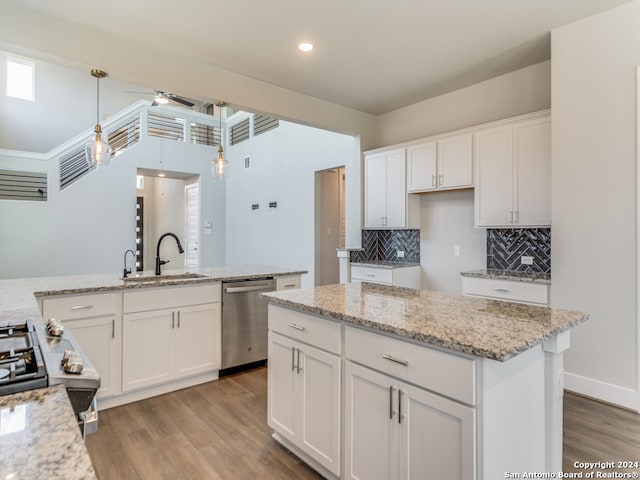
276 275 301 291
350 265 393 285
268 305 341 355
345 326 476 405
42 293 118 320
123 283 221 313
462 277 548 306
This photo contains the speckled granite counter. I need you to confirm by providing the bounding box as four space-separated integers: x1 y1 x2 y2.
0 266 306 327
351 261 421 269
263 282 587 361
0 385 97 479
461 268 551 285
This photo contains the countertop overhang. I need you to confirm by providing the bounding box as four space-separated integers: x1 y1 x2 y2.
263 282 587 362
461 268 551 285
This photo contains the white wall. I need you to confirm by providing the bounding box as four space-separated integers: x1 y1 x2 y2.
0 50 156 152
225 119 355 288
419 190 487 294
0 135 226 279
376 63 551 294
551 1 640 411
377 61 551 147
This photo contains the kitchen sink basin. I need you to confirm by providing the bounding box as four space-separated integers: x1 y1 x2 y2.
122 273 208 283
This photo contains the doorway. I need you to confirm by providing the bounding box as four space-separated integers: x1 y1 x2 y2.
314 167 345 286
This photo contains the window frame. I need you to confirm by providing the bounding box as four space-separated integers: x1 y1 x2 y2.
6 56 35 102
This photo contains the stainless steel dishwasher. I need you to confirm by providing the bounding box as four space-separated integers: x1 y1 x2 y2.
221 277 276 372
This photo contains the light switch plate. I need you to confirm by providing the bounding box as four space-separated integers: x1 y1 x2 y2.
521 255 534 265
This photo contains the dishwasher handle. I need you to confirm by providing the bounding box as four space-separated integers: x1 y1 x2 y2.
225 285 274 294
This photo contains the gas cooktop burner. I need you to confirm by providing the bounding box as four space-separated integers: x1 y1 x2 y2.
0 319 47 395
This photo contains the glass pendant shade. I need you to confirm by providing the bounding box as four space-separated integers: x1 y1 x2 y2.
212 145 229 179
86 124 112 166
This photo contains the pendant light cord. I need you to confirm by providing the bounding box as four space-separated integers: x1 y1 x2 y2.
96 75 100 125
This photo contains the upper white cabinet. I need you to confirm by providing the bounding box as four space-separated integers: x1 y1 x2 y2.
475 114 551 227
407 133 473 193
364 149 419 229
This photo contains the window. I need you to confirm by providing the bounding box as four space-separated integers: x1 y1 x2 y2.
6 58 34 101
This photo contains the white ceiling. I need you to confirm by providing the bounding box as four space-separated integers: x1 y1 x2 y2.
11 0 634 115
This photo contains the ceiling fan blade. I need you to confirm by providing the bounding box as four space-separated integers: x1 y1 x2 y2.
163 93 195 107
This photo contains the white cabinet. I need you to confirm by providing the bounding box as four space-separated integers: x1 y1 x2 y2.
42 293 121 399
276 275 302 291
122 285 221 392
268 306 341 477
345 361 475 480
475 115 550 227
365 149 418 228
407 133 473 193
462 276 549 306
350 264 421 289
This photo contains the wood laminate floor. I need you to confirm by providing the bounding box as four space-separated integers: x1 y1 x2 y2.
86 367 640 479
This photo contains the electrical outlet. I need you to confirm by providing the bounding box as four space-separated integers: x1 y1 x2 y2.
244 156 250 168
521 255 534 265
396 250 405 258
454 245 461 257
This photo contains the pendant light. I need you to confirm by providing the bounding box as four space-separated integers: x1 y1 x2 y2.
85 69 112 167
211 100 229 179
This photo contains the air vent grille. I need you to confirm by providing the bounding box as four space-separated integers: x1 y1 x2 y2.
109 116 141 154
191 122 220 146
59 145 94 190
147 112 185 141
230 118 250 145
254 114 279 136
0 169 47 201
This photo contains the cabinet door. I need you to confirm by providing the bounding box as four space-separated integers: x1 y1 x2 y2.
438 133 473 190
384 150 407 228
474 125 514 227
407 142 437 192
365 154 388 228
514 118 551 226
122 309 174 391
61 315 121 399
399 382 476 480
345 361 396 480
299 343 341 476
268 332 298 443
174 303 221 378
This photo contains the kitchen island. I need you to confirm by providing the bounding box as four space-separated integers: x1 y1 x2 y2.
263 282 588 480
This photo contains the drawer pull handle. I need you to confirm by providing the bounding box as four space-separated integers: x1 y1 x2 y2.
288 323 306 331
366 274 376 278
493 288 510 293
284 284 297 288
382 354 409 366
71 305 93 310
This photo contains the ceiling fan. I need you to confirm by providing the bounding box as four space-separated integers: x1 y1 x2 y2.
122 89 195 107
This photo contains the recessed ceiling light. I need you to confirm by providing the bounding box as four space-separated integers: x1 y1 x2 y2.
298 42 314 52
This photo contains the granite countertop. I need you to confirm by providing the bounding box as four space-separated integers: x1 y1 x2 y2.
0 266 307 328
461 269 551 285
263 282 587 362
351 261 421 269
0 385 97 479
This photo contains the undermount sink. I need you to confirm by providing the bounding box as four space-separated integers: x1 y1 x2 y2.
122 273 208 283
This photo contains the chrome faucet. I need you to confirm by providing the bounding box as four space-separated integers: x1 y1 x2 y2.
155 233 185 275
123 249 136 278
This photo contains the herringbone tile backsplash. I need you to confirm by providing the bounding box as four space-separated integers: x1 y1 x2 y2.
350 229 420 263
487 228 551 274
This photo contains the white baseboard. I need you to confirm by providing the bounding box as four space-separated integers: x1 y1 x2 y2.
564 371 639 412
97 371 219 410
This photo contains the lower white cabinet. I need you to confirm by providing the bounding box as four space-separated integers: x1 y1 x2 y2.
462 276 549 306
276 275 302 291
345 360 475 480
268 308 341 477
350 264 421 289
42 293 121 399
122 303 221 392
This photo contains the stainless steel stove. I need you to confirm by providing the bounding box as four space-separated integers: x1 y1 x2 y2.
0 319 47 394
0 318 101 440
